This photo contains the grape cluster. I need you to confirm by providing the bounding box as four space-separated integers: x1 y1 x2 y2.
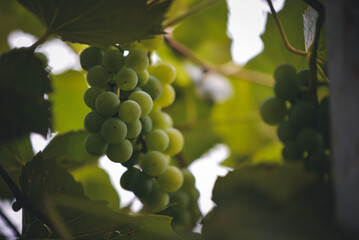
80 36 187 211
260 63 331 174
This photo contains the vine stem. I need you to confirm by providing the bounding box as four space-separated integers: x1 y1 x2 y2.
265 0 308 57
0 207 21 238
163 0 225 28
30 30 52 51
0 163 65 238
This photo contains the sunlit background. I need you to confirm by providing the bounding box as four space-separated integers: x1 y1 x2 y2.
0 0 286 237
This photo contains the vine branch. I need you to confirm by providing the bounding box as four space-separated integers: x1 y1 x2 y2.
265 0 308 57
30 30 52 51
0 207 21 238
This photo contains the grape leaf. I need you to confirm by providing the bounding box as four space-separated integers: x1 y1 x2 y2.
0 48 52 143
42 131 98 170
17 0 173 46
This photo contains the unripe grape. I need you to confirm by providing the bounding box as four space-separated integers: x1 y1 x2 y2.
274 76 300 101
180 169 196 191
157 166 183 192
128 91 153 117
259 97 287 125
282 141 303 160
80 46 103 70
114 67 138 91
173 210 192 225
142 76 163 100
118 100 141 123
274 63 296 81
296 69 309 86
140 116 153 134
137 70 149 86
277 120 298 143
146 129 169 151
150 111 173 129
106 140 133 163
289 101 315 128
306 150 330 174
140 35 164 51
86 65 111 88
125 50 149 72
84 111 106 133
84 87 104 109
121 151 141 168
164 128 184 155
95 91 120 117
142 184 169 212
84 133 107 156
297 128 323 153
103 49 125 73
141 151 168 177
126 119 142 139
120 167 141 191
170 190 190 213
148 62 176 84
131 171 154 198
156 84 175 107
101 118 127 143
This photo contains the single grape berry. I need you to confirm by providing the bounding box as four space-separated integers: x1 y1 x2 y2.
142 76 163 100
296 69 309 86
157 166 184 193
274 76 300 101
80 46 103 70
120 167 141 191
128 91 153 117
156 84 175 107
142 186 170 212
84 133 108 156
118 100 141 123
126 119 142 139
131 171 154 198
259 97 287 125
86 65 111 88
103 49 125 73
150 111 173 129
148 62 176 84
84 87 104 109
137 70 149 86
114 67 138 91
141 151 168 177
95 91 121 117
84 111 107 133
297 128 323 153
146 129 170 151
274 63 296 81
106 140 133 163
164 128 184 155
125 50 149 72
277 120 298 143
101 118 127 143
289 101 315 128
140 116 153 134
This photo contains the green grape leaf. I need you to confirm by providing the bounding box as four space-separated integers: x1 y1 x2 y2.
202 164 342 240
17 0 173 46
20 152 177 240
71 164 120 210
42 130 98 170
245 0 308 74
0 48 52 143
49 70 89 133
0 135 33 199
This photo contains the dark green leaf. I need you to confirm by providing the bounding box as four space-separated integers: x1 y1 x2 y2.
17 0 173 46
42 131 97 170
0 48 52 143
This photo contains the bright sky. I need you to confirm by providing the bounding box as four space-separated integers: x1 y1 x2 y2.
1 0 286 237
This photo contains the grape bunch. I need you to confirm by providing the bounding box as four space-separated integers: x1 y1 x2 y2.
80 36 190 212
260 63 331 175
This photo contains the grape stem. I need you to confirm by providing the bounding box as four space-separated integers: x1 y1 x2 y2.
163 0 225 28
0 207 21 238
265 0 308 57
30 30 52 51
0 163 67 239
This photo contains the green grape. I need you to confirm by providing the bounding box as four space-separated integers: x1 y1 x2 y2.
125 49 149 72
141 151 168 177
274 76 300 101
189 188 200 203
164 128 184 155
101 118 127 143
170 190 190 213
80 46 103 70
103 49 125 73
121 150 141 168
84 133 108 156
120 167 141 191
120 87 141 99
140 35 164 51
126 119 142 139
150 111 173 129
155 84 175 107
296 69 309 86
297 128 323 153
114 67 138 91
118 100 141 123
131 171 154 198
145 129 169 151
140 116 153 134
180 169 195 191
106 140 133 163
282 141 303 160
306 150 330 174
86 65 111 88
84 87 104 109
142 184 169 212
289 101 315 128
274 63 296 81
95 91 120 117
128 91 153 117
173 210 192 225
148 62 176 84
260 97 287 125
142 76 163 100
84 111 107 133
277 120 298 143
157 166 183 192
137 70 149 86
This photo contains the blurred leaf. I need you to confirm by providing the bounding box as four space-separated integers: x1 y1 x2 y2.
42 131 98 170
245 0 308 74
17 0 172 46
0 135 33 199
172 0 231 64
202 164 343 240
0 48 52 143
50 70 88 133
72 164 120 210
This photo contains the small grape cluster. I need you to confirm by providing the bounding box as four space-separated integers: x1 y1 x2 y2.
80 36 187 211
260 63 331 174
